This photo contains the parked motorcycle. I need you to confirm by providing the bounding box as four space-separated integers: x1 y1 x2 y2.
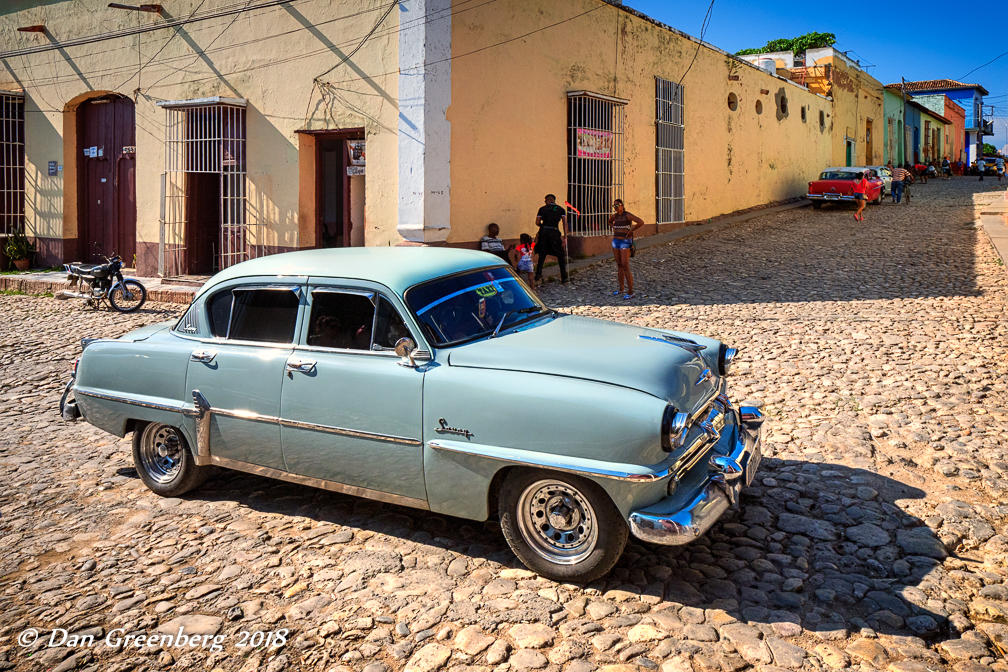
55 253 147 312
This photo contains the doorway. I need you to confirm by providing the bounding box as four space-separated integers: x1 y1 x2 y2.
865 119 873 165
315 129 364 249
845 141 852 167
77 95 136 264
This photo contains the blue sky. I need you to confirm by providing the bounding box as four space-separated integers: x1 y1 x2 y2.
626 0 1008 152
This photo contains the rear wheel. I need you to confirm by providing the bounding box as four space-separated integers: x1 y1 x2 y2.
499 469 627 583
133 422 210 497
109 279 147 312
811 201 822 209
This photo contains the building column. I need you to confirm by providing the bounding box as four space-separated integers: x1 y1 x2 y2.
397 0 451 244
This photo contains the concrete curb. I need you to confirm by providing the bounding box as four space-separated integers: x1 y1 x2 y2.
538 199 812 280
0 274 196 304
976 190 1008 267
1 198 815 299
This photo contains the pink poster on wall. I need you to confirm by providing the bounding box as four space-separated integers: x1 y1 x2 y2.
576 128 613 159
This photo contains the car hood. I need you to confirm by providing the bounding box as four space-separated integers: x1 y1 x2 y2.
446 314 721 410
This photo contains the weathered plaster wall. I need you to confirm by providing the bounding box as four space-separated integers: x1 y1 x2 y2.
0 0 400 272
448 0 831 246
806 49 883 167
883 90 906 166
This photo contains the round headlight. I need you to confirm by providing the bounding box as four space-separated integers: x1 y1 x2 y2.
718 344 738 376
661 405 690 452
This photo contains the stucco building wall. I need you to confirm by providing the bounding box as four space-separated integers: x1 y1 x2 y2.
0 0 401 274
447 0 832 249
803 48 883 167
882 90 905 166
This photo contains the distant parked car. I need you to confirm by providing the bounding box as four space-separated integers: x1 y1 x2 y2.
807 167 885 209
865 165 893 196
61 248 765 582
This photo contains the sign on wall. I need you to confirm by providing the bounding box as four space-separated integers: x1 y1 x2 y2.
347 166 365 176
48 161 57 176
576 128 613 159
347 140 365 166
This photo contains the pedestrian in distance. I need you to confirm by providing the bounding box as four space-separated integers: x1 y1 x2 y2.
533 194 569 285
942 156 951 179
480 223 512 265
890 164 909 204
977 156 985 181
997 156 1005 182
852 171 869 221
608 199 645 299
514 233 536 291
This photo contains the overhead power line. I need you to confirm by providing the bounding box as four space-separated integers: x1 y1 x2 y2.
0 0 298 60
960 50 1008 80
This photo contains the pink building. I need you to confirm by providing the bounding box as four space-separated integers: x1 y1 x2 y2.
942 97 966 163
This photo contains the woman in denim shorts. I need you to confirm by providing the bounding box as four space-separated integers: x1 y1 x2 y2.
608 199 645 299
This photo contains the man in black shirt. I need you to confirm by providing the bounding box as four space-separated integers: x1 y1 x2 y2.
534 194 568 284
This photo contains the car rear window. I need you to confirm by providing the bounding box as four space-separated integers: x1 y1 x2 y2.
819 171 861 180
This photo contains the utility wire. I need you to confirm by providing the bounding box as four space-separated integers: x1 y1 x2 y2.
116 0 210 91
0 0 297 60
959 50 1008 81
679 0 714 86
315 1 399 81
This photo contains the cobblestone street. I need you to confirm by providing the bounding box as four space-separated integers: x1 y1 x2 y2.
2 179 1008 672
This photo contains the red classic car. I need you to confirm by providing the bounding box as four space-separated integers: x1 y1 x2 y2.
807 167 885 209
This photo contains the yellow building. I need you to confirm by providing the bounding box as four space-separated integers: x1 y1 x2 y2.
786 48 884 168
0 0 831 274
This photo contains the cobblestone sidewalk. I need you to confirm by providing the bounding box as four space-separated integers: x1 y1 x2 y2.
1 178 1006 672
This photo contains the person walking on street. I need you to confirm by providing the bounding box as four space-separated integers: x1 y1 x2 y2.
534 194 569 284
997 156 1005 182
977 156 985 181
608 199 645 299
852 171 869 221
890 164 909 204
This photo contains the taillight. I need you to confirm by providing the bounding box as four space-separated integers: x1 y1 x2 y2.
72 358 79 378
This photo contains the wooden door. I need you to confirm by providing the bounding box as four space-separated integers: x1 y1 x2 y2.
77 96 136 263
865 119 873 165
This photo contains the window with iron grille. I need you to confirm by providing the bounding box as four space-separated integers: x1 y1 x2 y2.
655 77 684 225
566 91 626 237
158 98 255 277
0 92 25 236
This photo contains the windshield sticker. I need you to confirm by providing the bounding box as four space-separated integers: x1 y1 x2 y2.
415 276 519 315
475 285 498 298
478 298 486 319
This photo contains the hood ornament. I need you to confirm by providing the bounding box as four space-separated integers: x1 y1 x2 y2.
638 334 708 369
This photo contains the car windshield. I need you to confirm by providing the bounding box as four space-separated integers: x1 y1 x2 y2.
820 171 862 180
406 266 548 346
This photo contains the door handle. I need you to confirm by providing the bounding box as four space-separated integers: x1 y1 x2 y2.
190 350 216 363
285 358 316 374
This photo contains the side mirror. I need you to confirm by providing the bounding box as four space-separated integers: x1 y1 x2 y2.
395 337 417 368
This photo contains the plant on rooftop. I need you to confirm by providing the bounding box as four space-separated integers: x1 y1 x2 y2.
737 32 837 56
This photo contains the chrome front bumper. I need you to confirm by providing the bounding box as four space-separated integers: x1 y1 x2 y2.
628 407 764 545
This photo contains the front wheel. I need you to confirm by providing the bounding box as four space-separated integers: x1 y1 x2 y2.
133 422 210 497
109 279 147 312
499 469 628 583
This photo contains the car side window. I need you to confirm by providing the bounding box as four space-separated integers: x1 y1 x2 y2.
208 288 300 343
208 291 234 337
307 291 376 351
373 296 411 350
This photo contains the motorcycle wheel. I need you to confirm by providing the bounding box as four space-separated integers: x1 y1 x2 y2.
109 279 147 312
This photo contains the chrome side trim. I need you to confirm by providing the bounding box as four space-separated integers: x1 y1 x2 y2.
427 439 676 482
208 454 429 511
76 389 188 415
75 389 421 448
280 418 422 446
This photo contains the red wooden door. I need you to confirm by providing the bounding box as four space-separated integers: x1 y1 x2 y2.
78 96 136 263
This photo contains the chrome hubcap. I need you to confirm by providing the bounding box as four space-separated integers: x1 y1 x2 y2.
517 480 598 565
139 424 184 484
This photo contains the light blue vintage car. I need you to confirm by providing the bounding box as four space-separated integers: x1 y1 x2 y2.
62 248 764 582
